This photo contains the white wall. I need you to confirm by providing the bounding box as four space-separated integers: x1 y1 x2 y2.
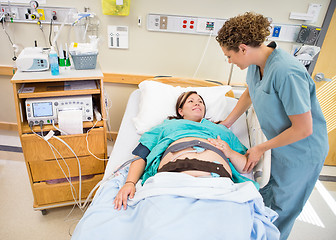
0 0 331 131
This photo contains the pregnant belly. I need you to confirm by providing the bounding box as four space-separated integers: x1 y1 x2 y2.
158 137 232 177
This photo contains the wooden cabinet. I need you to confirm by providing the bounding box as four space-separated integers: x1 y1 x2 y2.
11 68 107 213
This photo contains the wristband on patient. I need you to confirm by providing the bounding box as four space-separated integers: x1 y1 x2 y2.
125 181 136 186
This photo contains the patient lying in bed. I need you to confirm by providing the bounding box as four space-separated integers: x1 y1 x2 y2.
114 91 254 210
72 89 280 240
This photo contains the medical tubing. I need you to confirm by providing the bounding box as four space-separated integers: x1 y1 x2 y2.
114 156 141 174
86 120 109 161
170 150 197 162
52 135 83 208
83 20 89 41
1 20 17 60
46 141 81 209
52 119 70 135
39 24 48 48
52 9 72 47
103 88 113 141
49 19 53 47
30 129 82 209
2 21 13 45
170 147 205 162
39 120 44 137
192 30 213 79
82 156 141 210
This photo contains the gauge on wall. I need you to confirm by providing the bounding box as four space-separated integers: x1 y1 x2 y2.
296 25 321 45
30 0 39 9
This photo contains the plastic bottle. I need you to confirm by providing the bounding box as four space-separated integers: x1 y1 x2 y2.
49 48 59 76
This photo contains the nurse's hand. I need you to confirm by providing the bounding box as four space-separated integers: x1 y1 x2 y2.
218 118 233 128
243 145 264 173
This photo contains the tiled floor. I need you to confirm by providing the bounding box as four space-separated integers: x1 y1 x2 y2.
0 130 335 239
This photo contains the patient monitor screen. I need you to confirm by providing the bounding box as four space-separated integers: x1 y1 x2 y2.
32 102 53 117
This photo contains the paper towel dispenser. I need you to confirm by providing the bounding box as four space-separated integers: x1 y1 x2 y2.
25 95 93 126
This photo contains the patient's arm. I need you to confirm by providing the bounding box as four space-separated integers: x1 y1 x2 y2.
113 157 146 210
208 136 247 173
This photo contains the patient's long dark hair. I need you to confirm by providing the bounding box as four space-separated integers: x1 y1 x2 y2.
168 91 206 120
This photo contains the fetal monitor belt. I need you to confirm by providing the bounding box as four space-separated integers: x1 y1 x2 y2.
162 140 229 165
158 158 232 179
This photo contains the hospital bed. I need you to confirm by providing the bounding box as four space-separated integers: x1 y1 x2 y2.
71 78 279 240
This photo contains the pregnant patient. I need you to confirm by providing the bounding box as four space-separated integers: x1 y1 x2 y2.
114 91 250 210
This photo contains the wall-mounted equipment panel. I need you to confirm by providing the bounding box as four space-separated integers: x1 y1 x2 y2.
147 13 225 36
268 24 302 42
0 3 77 24
107 25 129 49
147 13 302 43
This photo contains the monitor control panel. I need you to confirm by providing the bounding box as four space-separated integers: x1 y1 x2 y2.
25 95 93 126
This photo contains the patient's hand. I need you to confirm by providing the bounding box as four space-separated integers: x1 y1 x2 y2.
113 182 136 210
208 136 232 157
208 136 247 173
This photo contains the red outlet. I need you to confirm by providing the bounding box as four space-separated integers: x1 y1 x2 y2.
182 19 195 30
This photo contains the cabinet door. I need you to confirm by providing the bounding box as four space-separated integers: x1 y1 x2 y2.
312 7 336 166
29 155 106 182
33 174 103 206
21 128 105 161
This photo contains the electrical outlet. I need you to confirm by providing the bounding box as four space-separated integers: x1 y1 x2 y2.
159 16 167 29
182 18 195 30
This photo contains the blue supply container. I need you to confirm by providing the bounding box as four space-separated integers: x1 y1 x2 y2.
49 48 59 76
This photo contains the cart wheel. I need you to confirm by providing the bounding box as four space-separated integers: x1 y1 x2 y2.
41 209 48 215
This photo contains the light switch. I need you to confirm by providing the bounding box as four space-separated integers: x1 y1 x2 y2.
108 25 128 49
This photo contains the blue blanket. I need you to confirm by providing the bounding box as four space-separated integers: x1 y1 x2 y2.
72 168 279 240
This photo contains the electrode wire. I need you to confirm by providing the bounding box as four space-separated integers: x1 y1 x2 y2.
192 30 213 79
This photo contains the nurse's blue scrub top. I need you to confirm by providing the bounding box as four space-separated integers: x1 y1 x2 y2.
246 43 328 167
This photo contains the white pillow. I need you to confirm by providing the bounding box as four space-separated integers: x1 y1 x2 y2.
133 80 232 134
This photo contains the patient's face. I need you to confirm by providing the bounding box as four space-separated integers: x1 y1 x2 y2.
178 93 205 122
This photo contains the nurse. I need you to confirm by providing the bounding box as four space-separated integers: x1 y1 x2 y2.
215 12 328 240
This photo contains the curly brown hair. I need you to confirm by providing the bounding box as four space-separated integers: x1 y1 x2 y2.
216 12 271 52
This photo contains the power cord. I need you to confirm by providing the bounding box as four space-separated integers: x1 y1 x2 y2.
30 114 140 213
192 29 214 79
103 88 114 142
39 120 44 137
52 134 83 208
31 121 83 210
51 119 70 135
85 120 109 161
1 18 17 63
29 127 82 210
81 156 141 210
